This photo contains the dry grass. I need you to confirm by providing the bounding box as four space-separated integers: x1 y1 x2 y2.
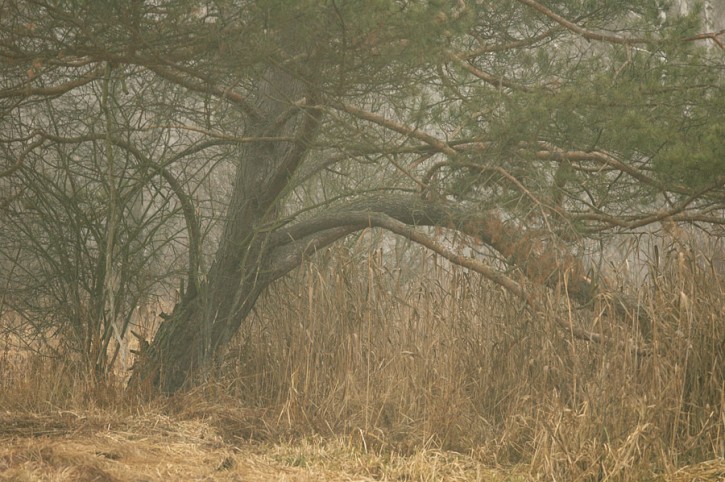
1 232 724 480
0 408 516 481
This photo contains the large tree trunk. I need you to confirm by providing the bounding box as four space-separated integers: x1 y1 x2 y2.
129 63 320 394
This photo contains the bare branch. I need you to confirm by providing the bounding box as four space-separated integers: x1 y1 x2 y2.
146 64 261 122
0 137 44 178
0 66 102 99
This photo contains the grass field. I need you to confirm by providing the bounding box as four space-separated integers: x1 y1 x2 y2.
0 408 526 481
1 238 724 481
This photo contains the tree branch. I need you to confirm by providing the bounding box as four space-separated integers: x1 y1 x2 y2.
448 52 531 92
516 0 648 45
0 137 44 178
146 64 261 122
0 66 102 99
268 207 606 345
265 226 358 279
271 194 591 299
260 97 323 208
333 103 459 157
36 131 203 297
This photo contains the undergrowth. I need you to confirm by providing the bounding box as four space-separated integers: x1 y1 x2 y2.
1 234 723 481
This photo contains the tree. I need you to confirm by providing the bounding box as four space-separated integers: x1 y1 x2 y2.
1 0 723 393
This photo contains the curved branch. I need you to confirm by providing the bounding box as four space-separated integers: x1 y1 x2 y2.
110 140 202 299
267 208 604 344
265 226 358 279
278 212 528 302
270 193 659 333
368 213 532 304
361 212 608 344
271 194 591 298
516 0 647 45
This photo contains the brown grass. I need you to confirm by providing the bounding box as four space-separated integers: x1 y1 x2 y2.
1 233 724 481
0 405 517 480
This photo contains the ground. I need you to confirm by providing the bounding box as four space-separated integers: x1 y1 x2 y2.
0 410 523 481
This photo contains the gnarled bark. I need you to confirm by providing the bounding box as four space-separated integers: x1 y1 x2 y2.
128 62 321 393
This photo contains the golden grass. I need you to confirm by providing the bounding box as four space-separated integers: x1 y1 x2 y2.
1 233 724 480
0 408 519 481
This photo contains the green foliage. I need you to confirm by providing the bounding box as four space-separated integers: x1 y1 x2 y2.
656 117 725 187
